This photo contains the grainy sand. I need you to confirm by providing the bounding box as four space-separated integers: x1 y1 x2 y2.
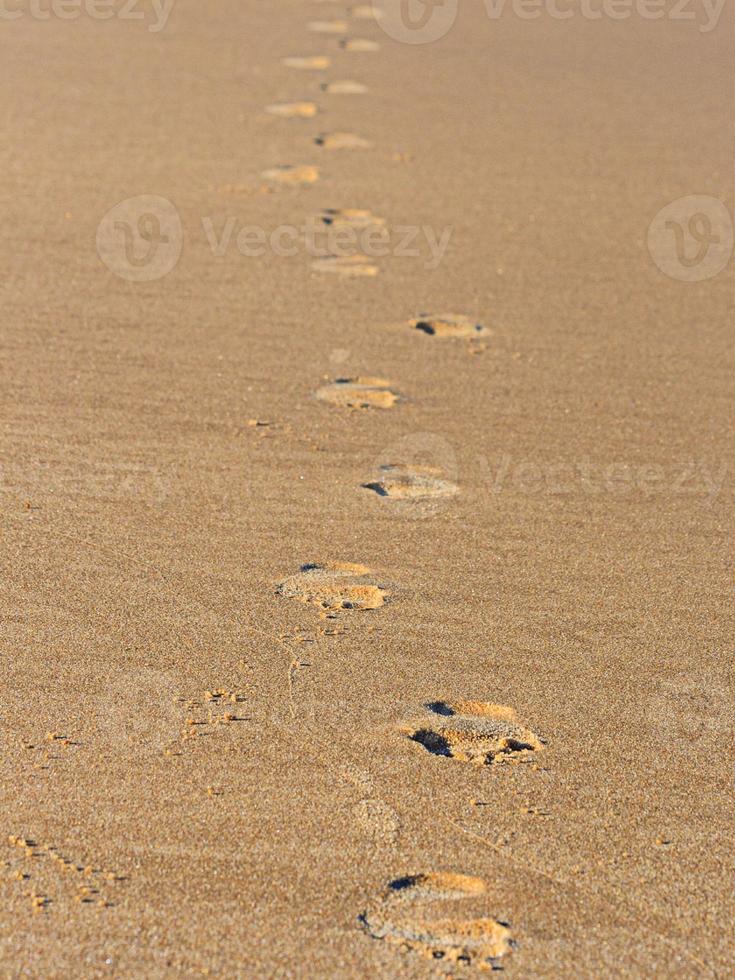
1 1 733 976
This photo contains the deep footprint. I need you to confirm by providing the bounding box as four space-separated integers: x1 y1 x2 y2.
316 377 398 409
401 701 543 765
360 872 513 970
277 561 387 611
362 464 458 500
409 313 490 339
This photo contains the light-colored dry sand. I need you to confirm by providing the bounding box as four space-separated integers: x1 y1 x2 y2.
1 0 733 976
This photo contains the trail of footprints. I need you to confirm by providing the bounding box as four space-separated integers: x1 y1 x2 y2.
261 5 540 972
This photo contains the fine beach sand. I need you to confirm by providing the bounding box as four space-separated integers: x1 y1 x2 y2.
1 1 734 976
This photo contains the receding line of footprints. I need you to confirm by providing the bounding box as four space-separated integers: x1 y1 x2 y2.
264 6 538 971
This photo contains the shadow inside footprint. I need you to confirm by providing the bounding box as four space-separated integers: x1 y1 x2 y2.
409 729 452 757
361 481 389 497
426 700 455 716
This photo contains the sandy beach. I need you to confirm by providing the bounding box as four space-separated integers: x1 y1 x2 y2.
1 0 733 975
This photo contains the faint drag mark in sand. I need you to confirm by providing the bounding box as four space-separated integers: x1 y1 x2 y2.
261 165 320 185
308 19 348 33
360 872 513 970
265 101 319 118
363 432 459 518
401 701 544 766
409 313 490 340
276 561 388 612
316 377 399 409
352 799 400 845
315 131 373 149
340 37 381 51
321 79 369 95
282 55 331 70
311 254 378 276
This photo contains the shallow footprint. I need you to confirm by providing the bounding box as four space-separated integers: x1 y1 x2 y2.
351 3 384 18
311 254 378 277
261 165 320 185
362 464 458 500
316 377 398 409
265 101 319 118
401 701 543 765
340 37 380 51
282 55 331 69
361 872 513 970
315 131 373 150
320 208 385 229
409 313 490 339
321 80 369 95
308 19 348 33
277 561 387 611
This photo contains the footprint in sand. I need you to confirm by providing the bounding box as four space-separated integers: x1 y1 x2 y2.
282 55 331 70
409 314 490 339
401 701 544 766
277 562 387 611
261 165 320 185
362 464 458 501
340 38 381 51
360 872 513 970
350 3 384 18
311 254 378 277
265 102 319 118
363 433 459 517
320 208 385 229
308 19 348 33
353 798 400 845
321 80 369 95
316 377 398 409
315 132 373 150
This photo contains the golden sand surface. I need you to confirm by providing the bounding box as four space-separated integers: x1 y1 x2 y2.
1 0 733 975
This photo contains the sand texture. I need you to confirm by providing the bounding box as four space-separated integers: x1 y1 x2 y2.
1 0 733 976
